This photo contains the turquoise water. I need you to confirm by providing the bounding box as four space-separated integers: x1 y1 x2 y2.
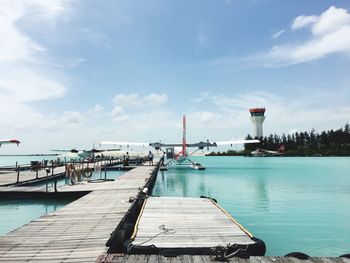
0 199 72 236
153 156 350 257
0 170 124 236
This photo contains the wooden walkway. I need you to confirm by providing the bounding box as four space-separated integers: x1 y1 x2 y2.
129 197 256 251
98 255 350 263
0 166 66 186
0 160 117 187
0 166 157 263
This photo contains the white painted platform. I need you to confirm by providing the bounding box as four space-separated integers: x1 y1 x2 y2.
131 197 255 248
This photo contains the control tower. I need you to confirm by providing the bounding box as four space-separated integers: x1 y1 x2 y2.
250 108 265 138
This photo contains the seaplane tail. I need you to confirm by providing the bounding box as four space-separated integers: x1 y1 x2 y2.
0 139 20 147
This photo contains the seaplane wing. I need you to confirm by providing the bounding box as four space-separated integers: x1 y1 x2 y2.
99 148 121 152
100 141 148 147
100 114 261 170
0 139 20 147
216 139 260 146
51 149 79 153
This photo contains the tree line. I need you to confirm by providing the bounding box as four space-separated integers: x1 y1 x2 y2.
208 123 350 156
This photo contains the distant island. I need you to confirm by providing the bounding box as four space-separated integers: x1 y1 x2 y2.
208 123 350 157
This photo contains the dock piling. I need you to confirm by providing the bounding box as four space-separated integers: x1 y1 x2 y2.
16 166 20 183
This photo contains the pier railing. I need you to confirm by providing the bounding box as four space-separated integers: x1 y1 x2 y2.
0 158 124 186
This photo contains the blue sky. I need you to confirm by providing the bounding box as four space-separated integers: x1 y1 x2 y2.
1 0 350 153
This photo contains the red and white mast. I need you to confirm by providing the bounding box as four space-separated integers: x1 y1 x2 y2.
182 115 186 157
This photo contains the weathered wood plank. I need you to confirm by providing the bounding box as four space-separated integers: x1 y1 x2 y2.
131 197 254 249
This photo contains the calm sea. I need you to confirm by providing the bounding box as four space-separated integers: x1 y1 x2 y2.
153 156 350 257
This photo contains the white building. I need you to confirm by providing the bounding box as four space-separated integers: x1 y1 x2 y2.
250 108 265 138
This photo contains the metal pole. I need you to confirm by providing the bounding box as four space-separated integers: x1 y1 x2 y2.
54 180 57 192
46 170 48 193
36 170 38 179
16 166 20 183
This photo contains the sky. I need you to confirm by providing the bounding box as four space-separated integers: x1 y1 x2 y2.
1 0 350 153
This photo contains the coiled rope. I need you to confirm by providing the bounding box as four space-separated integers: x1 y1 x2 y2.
126 224 176 253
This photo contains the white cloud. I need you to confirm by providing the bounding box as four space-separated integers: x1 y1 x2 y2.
203 6 350 69
37 110 85 131
268 6 350 66
108 93 168 125
113 93 141 108
312 6 350 35
0 1 73 131
89 104 104 116
291 15 318 30
111 106 129 122
272 29 285 39
144 93 168 105
0 66 65 102
60 111 84 125
113 93 168 108
200 112 217 123
191 92 210 103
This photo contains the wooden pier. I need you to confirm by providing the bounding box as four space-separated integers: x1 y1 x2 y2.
0 166 158 262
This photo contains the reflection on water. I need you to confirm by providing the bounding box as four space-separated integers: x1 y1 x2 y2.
254 176 269 212
154 156 350 257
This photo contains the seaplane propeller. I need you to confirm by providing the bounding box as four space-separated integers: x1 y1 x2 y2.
149 142 164 150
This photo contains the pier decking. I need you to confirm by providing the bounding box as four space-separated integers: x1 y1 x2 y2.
0 166 66 186
129 197 257 252
0 166 157 263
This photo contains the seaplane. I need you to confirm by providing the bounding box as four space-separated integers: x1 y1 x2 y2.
100 115 260 170
251 145 285 157
50 148 121 160
0 139 20 147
